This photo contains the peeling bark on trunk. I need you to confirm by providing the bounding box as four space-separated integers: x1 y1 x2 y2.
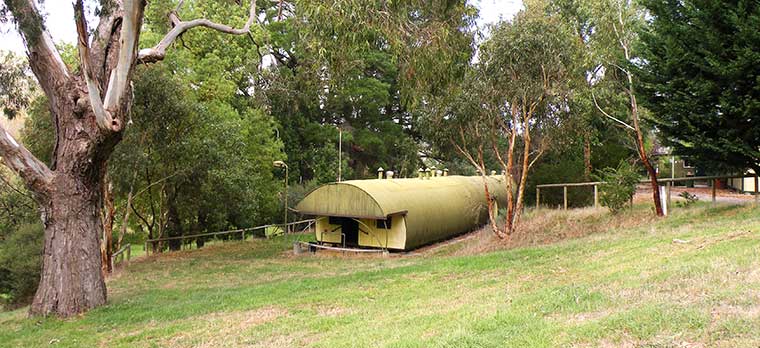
512 118 532 231
627 73 663 217
32 172 108 316
28 79 122 316
101 173 115 274
504 113 518 235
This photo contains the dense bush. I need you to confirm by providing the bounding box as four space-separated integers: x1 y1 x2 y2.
0 223 43 308
0 177 42 308
595 161 640 213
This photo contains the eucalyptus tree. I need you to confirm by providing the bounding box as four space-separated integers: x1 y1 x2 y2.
0 0 261 317
262 1 477 181
427 1 579 237
590 0 663 216
481 2 578 235
549 0 663 216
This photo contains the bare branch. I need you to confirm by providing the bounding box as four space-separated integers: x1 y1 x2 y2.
137 0 258 63
103 0 145 122
134 170 184 199
75 0 113 131
591 89 635 131
0 124 53 200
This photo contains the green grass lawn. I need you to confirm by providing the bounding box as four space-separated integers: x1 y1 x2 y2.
2 203 760 347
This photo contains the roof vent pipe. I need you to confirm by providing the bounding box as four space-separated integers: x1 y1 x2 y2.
443 168 449 176
377 167 384 179
386 170 394 179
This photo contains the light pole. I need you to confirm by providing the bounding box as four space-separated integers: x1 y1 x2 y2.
273 160 288 231
337 127 342 182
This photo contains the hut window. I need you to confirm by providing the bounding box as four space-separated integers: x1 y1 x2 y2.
376 218 392 229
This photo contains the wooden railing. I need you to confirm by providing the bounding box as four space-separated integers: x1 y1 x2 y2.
110 243 131 270
143 219 316 256
536 174 759 210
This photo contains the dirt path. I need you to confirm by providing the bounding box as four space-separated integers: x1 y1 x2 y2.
634 184 756 205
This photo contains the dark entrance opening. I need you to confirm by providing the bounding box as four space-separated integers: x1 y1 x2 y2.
328 216 360 246
340 218 359 246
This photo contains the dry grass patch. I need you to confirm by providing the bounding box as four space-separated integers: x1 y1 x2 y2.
156 306 289 348
438 207 656 257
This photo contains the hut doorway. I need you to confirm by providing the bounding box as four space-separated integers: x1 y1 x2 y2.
340 218 359 246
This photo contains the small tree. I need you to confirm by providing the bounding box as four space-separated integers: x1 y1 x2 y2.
595 160 639 213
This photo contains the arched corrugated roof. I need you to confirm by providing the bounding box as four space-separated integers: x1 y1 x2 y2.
296 175 509 249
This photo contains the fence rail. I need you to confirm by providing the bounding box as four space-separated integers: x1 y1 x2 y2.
144 219 316 255
536 174 759 210
110 243 131 270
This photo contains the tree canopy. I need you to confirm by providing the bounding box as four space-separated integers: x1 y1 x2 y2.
639 0 760 173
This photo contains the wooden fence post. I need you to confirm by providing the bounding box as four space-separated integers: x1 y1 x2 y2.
563 186 568 210
666 182 671 209
536 187 540 209
712 179 717 205
593 184 598 209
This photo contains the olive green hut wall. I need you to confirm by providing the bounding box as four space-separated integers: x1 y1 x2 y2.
295 175 509 250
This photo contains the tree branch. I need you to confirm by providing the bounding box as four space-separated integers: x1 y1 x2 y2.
102 0 145 126
6 0 70 104
75 0 113 131
137 0 258 64
0 124 53 200
591 89 635 131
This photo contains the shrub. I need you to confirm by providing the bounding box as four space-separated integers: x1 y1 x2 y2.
594 161 640 214
676 191 699 207
0 223 43 307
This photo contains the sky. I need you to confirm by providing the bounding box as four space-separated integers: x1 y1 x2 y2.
0 0 523 54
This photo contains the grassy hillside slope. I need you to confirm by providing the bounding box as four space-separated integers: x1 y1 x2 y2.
2 203 759 347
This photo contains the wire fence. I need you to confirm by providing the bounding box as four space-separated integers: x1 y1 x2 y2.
144 219 316 256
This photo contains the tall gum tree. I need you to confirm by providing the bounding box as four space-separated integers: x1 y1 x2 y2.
0 0 259 317
426 0 578 237
584 0 663 216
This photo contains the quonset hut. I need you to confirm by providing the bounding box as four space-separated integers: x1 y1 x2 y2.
295 174 509 251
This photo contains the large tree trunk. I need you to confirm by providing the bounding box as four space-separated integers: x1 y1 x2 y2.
31 173 108 316
27 77 122 316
